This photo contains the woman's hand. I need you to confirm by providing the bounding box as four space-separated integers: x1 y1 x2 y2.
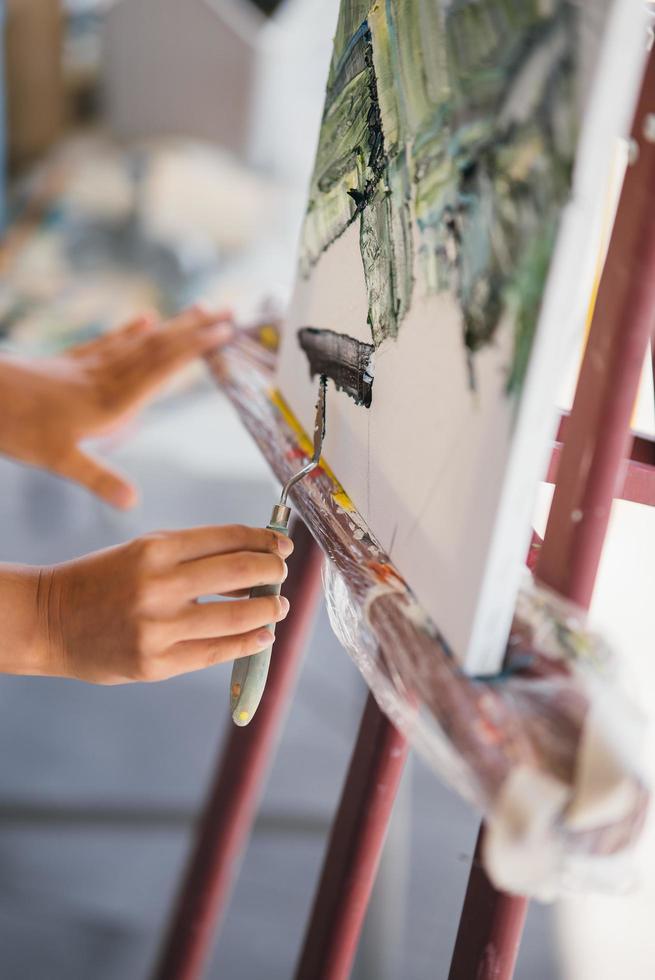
2 524 294 684
0 306 232 508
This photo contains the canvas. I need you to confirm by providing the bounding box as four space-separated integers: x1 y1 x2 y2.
276 0 648 673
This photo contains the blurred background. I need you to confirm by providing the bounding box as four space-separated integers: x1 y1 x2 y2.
0 2 652 979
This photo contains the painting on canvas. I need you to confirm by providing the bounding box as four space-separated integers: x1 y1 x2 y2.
276 0 648 672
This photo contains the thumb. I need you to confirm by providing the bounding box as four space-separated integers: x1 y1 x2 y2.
60 449 138 510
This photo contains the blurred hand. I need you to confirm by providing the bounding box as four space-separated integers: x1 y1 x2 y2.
32 525 293 684
0 306 232 508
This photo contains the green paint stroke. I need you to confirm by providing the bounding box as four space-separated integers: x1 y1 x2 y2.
300 0 579 395
360 159 414 345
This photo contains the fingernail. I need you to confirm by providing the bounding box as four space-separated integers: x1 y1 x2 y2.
276 535 293 557
278 596 290 616
282 561 289 582
256 628 274 648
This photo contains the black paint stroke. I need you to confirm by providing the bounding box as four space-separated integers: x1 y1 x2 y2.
298 327 375 408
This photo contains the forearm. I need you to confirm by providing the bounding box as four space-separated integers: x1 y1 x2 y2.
0 563 51 676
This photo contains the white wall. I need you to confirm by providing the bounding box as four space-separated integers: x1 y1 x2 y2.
103 0 263 157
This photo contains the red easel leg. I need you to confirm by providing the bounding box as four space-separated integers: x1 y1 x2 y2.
294 692 408 980
152 516 324 980
448 831 527 980
449 46 655 980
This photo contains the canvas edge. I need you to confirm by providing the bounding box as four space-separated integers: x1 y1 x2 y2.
463 0 650 675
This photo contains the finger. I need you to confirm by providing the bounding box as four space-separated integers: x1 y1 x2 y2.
160 627 278 677
114 310 233 407
167 305 231 336
102 315 158 358
173 550 287 600
58 449 138 510
153 306 233 362
152 321 232 372
69 316 155 359
118 312 158 340
158 524 293 563
195 588 251 599
174 594 289 641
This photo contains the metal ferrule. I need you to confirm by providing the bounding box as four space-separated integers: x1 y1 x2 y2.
269 503 291 530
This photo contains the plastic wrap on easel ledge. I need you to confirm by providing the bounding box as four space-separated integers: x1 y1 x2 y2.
207 327 649 902
324 561 649 900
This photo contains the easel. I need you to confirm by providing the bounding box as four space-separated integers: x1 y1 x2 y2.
153 46 655 980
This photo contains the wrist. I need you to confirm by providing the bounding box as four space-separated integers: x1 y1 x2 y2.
0 563 58 677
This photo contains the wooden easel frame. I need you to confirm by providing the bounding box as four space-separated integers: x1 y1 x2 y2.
153 45 655 980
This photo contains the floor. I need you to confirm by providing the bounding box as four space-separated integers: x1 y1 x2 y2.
0 381 560 979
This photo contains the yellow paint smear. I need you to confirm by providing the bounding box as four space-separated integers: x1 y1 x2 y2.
238 710 250 722
258 323 279 352
270 387 314 456
268 388 351 511
332 489 356 512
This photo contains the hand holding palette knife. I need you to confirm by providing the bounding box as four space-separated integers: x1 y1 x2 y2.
229 375 328 726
